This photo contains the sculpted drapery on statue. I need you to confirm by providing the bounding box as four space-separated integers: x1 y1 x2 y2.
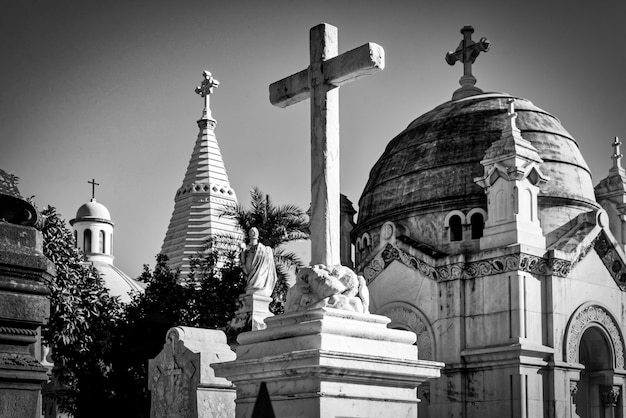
240 227 278 297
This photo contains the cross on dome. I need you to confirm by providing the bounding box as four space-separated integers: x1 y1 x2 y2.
446 25 491 100
88 178 100 200
195 71 219 120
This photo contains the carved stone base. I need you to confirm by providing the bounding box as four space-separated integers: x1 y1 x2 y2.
214 308 444 418
229 293 273 332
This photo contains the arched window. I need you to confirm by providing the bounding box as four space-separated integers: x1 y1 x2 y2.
73 230 78 248
449 215 463 242
84 229 92 252
99 230 105 253
470 213 484 239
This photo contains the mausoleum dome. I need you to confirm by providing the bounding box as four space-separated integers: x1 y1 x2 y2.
356 92 599 251
74 199 112 222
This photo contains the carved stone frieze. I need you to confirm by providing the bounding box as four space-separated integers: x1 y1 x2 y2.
565 304 624 369
365 243 571 283
594 233 626 290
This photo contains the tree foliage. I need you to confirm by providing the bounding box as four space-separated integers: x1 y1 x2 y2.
39 205 245 417
40 205 123 415
37 189 305 416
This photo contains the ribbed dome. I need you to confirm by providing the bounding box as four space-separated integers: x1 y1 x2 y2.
74 199 111 222
357 93 598 241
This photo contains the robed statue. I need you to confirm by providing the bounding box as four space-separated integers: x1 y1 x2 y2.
240 227 278 297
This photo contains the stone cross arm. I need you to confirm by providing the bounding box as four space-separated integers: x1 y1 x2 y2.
269 42 385 108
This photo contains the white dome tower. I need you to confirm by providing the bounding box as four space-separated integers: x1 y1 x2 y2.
70 179 143 303
71 197 114 262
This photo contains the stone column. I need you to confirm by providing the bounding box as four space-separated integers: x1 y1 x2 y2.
0 222 53 418
213 308 444 418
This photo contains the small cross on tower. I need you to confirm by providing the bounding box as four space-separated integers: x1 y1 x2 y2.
88 178 100 200
612 136 623 171
269 23 384 266
446 25 491 100
195 71 220 120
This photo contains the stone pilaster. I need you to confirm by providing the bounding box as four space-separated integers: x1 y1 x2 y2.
0 222 54 418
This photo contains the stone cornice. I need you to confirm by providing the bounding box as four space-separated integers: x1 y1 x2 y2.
360 228 626 291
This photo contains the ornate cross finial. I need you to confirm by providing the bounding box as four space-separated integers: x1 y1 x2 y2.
612 136 623 170
88 178 100 200
195 70 219 120
446 25 491 100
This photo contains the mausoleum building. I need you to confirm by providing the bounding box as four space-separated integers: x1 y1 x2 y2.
353 26 626 417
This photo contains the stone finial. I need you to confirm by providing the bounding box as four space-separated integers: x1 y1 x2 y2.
445 25 491 100
0 169 44 229
505 98 521 134
612 136 623 171
195 70 219 120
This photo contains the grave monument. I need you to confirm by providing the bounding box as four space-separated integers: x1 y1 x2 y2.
148 326 236 418
213 23 444 417
0 169 53 418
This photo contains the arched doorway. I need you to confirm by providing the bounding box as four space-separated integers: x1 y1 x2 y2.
565 304 625 418
379 303 435 418
575 326 619 417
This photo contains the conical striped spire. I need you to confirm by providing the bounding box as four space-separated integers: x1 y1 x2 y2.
161 71 241 276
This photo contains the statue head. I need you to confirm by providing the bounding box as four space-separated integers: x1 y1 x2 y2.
249 227 259 244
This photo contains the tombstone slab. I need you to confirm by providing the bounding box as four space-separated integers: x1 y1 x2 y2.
148 326 236 418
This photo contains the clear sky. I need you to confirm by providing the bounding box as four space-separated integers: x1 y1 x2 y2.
1 0 624 278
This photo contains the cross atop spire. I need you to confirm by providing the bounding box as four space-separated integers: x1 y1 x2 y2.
88 178 100 200
505 98 521 134
445 25 491 100
195 71 220 121
612 136 623 171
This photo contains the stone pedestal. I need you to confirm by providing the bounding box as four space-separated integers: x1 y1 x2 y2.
213 308 444 417
148 326 236 418
0 222 53 418
230 293 273 331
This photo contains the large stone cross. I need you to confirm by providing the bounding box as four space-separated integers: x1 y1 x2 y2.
445 25 490 100
269 23 384 266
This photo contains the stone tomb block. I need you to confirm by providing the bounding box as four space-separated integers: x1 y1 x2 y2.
148 326 235 418
214 308 444 418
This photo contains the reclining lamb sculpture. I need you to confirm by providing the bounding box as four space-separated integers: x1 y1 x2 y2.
285 264 370 314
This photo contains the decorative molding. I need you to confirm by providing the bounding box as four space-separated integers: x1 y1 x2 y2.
565 304 625 369
361 230 626 291
0 326 38 336
363 243 571 283
380 304 434 360
594 233 626 290
569 381 578 397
